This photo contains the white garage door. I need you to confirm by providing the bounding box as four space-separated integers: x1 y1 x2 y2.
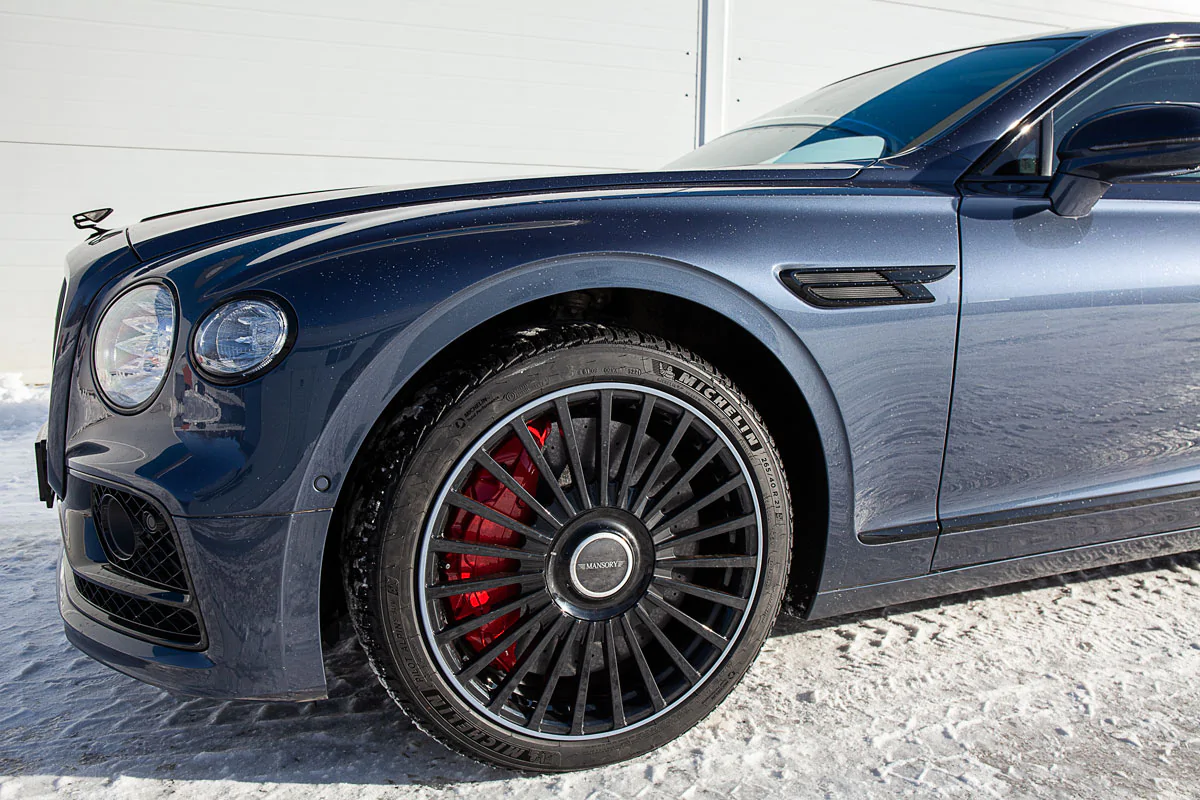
2 0 1195 380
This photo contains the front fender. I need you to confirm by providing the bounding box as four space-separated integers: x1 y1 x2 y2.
300 250 855 542
66 186 957 603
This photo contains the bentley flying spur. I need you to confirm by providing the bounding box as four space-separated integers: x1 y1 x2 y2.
38 23 1200 770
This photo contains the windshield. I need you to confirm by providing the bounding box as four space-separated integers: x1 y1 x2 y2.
666 38 1079 169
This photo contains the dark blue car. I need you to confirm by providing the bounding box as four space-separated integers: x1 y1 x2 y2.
37 22 1200 771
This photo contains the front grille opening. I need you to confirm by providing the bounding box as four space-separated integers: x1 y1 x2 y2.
74 574 203 647
91 485 188 592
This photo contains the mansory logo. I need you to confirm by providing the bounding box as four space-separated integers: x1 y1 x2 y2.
576 560 626 571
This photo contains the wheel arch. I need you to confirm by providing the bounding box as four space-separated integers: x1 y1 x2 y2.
314 255 853 640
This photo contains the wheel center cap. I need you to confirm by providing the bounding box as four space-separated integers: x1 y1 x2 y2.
568 531 634 599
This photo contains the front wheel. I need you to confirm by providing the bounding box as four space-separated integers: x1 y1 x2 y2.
342 325 792 771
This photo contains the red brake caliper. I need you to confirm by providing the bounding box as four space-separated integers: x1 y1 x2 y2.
443 421 550 672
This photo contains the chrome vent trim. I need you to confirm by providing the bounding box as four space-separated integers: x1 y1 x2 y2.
810 284 904 300
786 271 888 284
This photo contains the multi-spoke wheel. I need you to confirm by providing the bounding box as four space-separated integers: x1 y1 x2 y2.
343 325 791 771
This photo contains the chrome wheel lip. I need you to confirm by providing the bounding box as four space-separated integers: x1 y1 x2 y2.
417 381 764 741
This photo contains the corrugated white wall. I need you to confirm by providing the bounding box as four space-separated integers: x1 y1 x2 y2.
708 0 1200 135
0 0 701 381
2 0 1195 380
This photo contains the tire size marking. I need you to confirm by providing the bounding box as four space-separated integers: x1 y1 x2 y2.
418 688 559 766
651 360 763 453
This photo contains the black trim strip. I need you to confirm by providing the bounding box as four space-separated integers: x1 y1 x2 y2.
933 482 1200 571
942 480 1200 535
965 38 1200 180
858 520 941 545
780 266 955 308
858 483 1200 546
809 525 1200 621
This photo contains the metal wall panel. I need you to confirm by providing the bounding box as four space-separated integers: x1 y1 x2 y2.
0 0 699 379
714 0 1197 135
2 0 1195 378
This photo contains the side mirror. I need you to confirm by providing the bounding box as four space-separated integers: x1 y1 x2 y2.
1048 103 1200 218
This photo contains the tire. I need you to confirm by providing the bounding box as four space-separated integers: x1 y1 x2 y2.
341 324 792 771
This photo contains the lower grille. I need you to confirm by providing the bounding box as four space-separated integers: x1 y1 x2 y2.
91 484 188 592
74 574 203 647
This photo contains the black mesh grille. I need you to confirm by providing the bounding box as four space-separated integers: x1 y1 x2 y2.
91 485 188 592
74 574 203 647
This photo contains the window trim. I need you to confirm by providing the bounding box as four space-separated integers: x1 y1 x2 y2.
965 37 1200 182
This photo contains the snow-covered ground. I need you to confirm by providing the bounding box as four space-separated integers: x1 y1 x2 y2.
2 375 1199 799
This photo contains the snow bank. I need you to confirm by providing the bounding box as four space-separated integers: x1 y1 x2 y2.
0 373 49 435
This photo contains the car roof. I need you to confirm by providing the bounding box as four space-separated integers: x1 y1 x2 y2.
1023 21 1200 43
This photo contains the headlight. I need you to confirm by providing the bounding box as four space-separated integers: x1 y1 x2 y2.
93 283 177 410
192 297 290 381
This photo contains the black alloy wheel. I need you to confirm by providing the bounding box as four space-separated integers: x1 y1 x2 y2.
342 324 792 771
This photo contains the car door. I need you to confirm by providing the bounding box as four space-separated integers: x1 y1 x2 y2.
936 42 1200 570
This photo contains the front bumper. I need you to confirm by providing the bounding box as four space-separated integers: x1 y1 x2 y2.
47 227 343 702
56 469 332 701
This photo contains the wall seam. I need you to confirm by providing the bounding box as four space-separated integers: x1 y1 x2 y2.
695 0 710 147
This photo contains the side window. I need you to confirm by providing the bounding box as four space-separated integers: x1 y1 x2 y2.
1054 47 1200 172
983 45 1200 177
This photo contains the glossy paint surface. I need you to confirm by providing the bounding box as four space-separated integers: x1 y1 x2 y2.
125 167 862 262
54 180 961 698
939 186 1200 567
48 22 1200 700
65 186 960 573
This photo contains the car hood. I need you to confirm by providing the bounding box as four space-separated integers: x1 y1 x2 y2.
125 165 863 263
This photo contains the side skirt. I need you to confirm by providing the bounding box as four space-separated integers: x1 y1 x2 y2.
807 526 1200 620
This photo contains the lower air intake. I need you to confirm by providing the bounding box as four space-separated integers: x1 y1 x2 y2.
74 574 203 647
91 484 189 592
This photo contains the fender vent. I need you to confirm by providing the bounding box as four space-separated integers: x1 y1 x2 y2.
781 266 954 308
